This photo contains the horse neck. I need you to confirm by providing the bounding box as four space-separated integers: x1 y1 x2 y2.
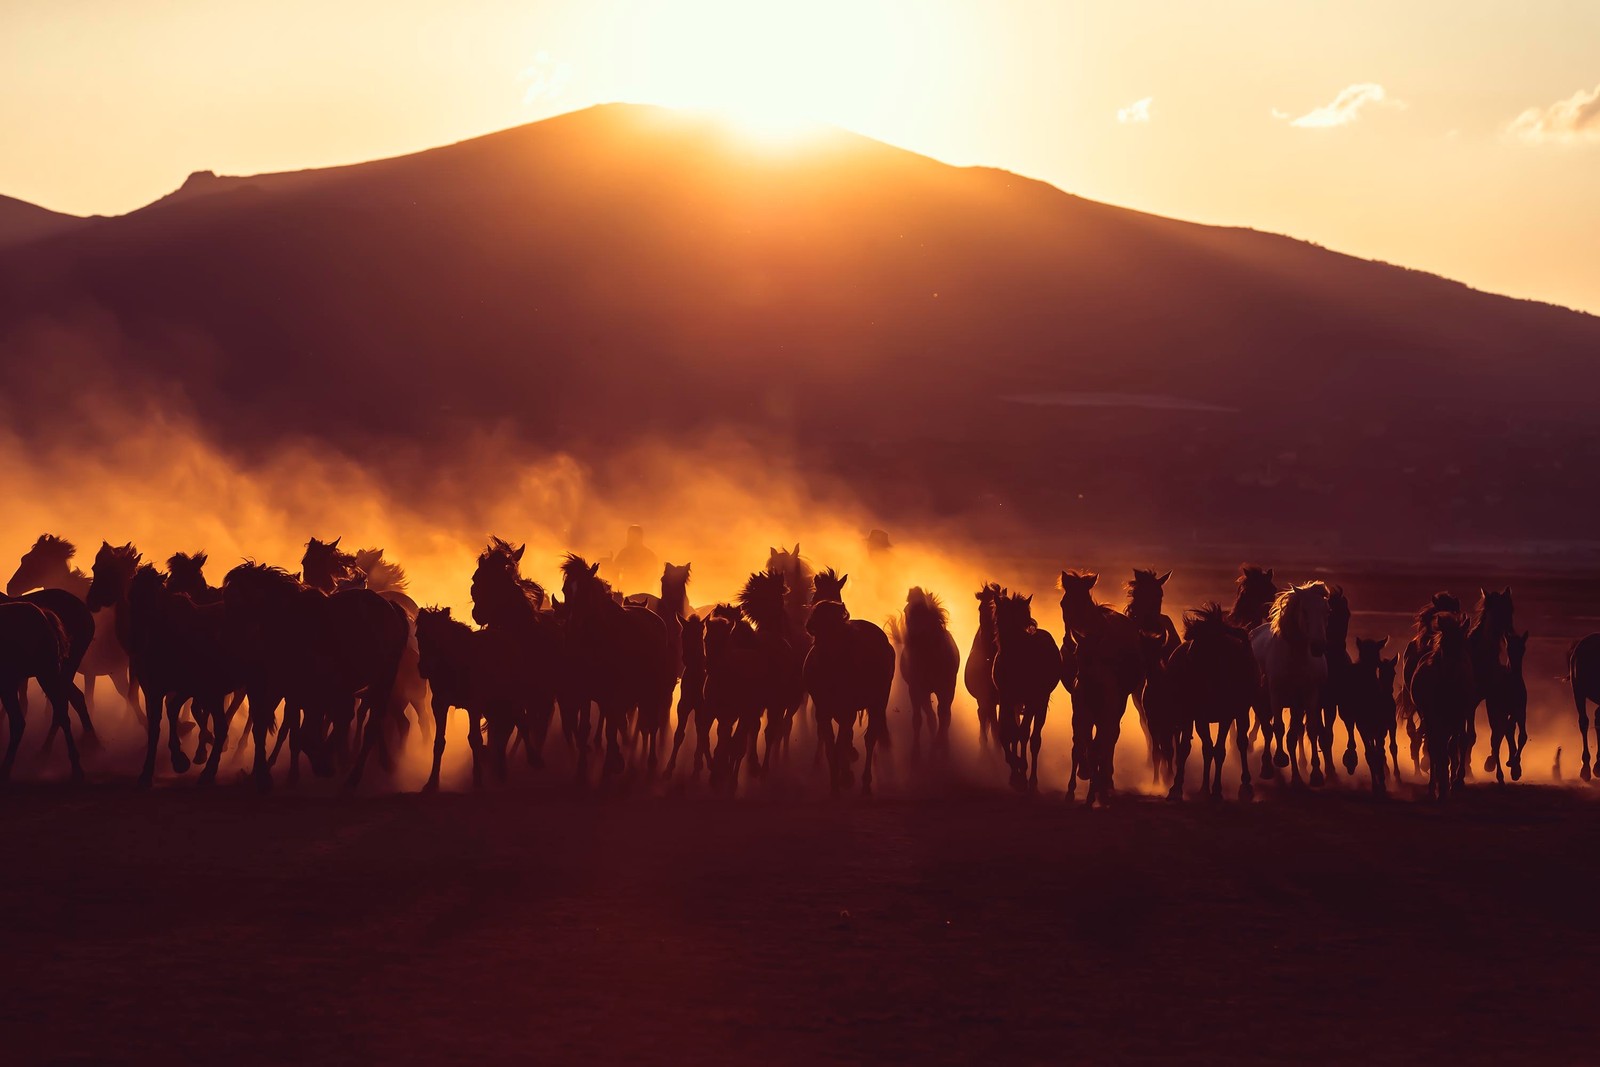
660 580 688 619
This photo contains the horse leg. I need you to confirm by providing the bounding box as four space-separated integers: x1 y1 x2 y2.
602 704 626 779
42 678 83 782
0 687 24 782
1171 720 1196 802
1511 711 1526 781
1064 705 1083 800
1286 708 1307 786
1577 695 1592 782
1133 692 1156 784
1096 701 1122 805
1028 707 1046 795
165 696 191 774
198 695 230 785
132 684 162 787
464 709 485 788
247 693 275 791
421 695 450 792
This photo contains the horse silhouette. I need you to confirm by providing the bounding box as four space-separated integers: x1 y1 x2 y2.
1321 586 1354 778
963 583 1004 752
124 564 245 786
765 544 814 637
1409 611 1475 800
303 536 431 758
1126 569 1178 784
1251 582 1331 787
1148 604 1257 801
11 535 135 727
560 554 675 779
812 567 848 606
7 585 97 753
468 538 563 770
0 599 81 782
991 591 1059 793
1484 629 1528 784
1059 570 1143 805
626 562 692 760
738 568 808 772
221 562 407 790
1461 587 1515 783
1568 631 1600 780
803 600 894 795
701 610 768 791
1228 565 1278 631
892 587 960 757
1399 592 1461 773
1344 640 1399 796
665 612 708 776
414 606 528 789
166 552 221 603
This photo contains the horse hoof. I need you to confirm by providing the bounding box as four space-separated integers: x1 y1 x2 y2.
136 772 153 790
1342 752 1358 774
1239 782 1253 802
1511 764 1522 782
1274 752 1290 768
171 751 191 774
1309 768 1325 788
1165 785 1182 802
1583 764 1593 782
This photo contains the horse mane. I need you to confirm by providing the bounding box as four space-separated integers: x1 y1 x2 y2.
224 561 303 594
417 604 471 638
355 548 408 592
1182 602 1246 642
168 550 209 570
30 534 77 561
1414 592 1461 634
904 587 949 630
1269 581 1326 640
738 569 788 627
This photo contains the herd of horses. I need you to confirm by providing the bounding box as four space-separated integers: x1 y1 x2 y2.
4 531 1599 803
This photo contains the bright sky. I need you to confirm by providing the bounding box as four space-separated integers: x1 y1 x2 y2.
4 0 1599 312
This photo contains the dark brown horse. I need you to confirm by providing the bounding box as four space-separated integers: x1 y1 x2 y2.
1400 592 1462 773
1126 569 1179 784
700 610 768 791
1461 587 1515 782
666 613 708 776
893 587 960 757
10 534 135 726
123 564 245 787
765 544 814 638
1059 570 1144 805
992 592 1060 793
1345 642 1400 796
626 562 693 759
1229 565 1278 631
1320 586 1353 778
812 567 848 607
10 586 97 751
166 552 222 604
468 538 563 769
964 583 1004 753
221 563 407 789
0 600 81 782
1149 605 1257 801
560 554 675 779
1484 629 1529 784
738 568 807 772
1410 611 1475 800
803 600 894 795
414 606 527 789
1569 631 1600 781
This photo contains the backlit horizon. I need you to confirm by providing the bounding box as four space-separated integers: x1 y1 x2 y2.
4 1 1599 313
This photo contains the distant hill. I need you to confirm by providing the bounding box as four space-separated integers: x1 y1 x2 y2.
2 103 1597 558
0 194 89 250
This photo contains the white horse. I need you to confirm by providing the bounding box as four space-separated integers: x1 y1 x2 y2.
1251 581 1331 786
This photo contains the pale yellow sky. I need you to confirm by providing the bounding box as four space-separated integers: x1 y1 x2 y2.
4 0 1598 312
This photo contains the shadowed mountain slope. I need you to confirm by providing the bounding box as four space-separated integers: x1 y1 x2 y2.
2 103 1596 555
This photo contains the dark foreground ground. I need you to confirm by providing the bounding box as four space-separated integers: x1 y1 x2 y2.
3 781 1598 1065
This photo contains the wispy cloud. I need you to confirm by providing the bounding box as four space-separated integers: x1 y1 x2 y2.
1285 83 1397 128
1117 97 1153 124
519 50 573 105
1509 83 1600 145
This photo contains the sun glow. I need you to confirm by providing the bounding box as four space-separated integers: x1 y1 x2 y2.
581 0 968 145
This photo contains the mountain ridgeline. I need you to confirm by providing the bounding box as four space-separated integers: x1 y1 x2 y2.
2 103 1597 558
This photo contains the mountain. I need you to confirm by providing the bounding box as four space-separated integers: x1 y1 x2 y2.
2 103 1597 558
0 194 89 250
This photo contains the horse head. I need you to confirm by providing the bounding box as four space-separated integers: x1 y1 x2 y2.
302 536 357 592
8 533 78 597
87 541 143 611
805 599 850 640
813 567 848 605
1126 568 1170 623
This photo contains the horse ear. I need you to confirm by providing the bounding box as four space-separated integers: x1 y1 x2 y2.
838 573 848 588
1158 571 1171 585
1266 569 1274 582
1059 569 1070 588
1086 573 1097 589
588 562 599 577
769 546 777 557
330 537 340 549
512 544 526 562
101 540 111 550
1377 637 1387 650
793 543 801 556
1503 586 1512 598
1479 587 1487 600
